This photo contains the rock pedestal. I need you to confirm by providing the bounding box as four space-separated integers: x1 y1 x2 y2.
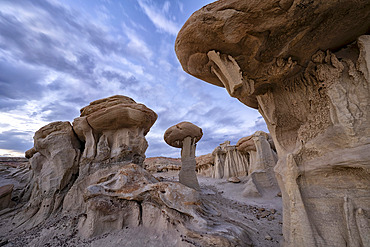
164 122 202 191
179 136 200 190
175 1 370 245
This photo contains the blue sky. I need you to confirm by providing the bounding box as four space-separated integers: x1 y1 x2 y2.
0 0 267 158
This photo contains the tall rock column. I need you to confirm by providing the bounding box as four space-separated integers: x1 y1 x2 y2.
175 1 370 246
164 121 203 190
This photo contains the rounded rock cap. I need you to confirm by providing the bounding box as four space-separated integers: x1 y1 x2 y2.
77 95 157 135
164 121 203 148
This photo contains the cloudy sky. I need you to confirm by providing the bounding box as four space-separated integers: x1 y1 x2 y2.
0 0 267 158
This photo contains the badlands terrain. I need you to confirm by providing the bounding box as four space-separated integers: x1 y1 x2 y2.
1 0 370 246
0 155 283 247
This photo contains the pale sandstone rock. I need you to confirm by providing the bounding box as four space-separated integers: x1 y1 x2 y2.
0 184 14 210
227 176 241 183
64 95 157 214
237 131 279 197
14 121 81 228
73 95 157 166
211 141 249 179
195 153 214 176
79 163 252 246
164 122 202 190
176 1 370 246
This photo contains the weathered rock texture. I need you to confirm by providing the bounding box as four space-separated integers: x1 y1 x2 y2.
0 184 14 210
212 141 249 179
15 121 81 228
0 157 30 203
78 163 252 246
3 95 158 233
164 122 202 190
195 153 214 176
176 1 370 246
144 157 181 173
237 131 279 197
64 95 157 214
73 95 157 166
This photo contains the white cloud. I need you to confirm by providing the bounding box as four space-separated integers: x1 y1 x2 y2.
137 0 180 36
162 1 170 13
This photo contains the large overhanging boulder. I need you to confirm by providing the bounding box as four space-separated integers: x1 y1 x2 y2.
176 0 370 108
176 1 370 246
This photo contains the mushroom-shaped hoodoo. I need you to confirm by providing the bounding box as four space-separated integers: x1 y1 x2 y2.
176 1 370 246
73 95 157 165
164 122 202 190
175 0 370 108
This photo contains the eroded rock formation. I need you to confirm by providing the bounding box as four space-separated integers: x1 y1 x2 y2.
144 157 181 173
78 163 252 246
176 1 370 246
0 184 14 210
164 121 202 190
64 95 157 214
73 95 157 166
237 131 279 197
212 141 249 179
16 121 81 228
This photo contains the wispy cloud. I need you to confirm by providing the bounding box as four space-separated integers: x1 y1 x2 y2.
0 0 267 158
137 0 180 36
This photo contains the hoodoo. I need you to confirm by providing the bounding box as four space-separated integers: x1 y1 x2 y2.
164 121 202 190
176 1 370 246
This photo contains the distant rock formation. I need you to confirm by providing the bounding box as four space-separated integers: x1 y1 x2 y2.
144 157 181 173
195 153 214 176
176 1 370 245
195 132 279 198
212 141 249 179
237 131 279 197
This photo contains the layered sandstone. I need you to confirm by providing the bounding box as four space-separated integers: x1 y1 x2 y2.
73 95 157 166
15 121 81 228
78 163 252 246
176 1 370 246
237 131 279 197
64 95 157 213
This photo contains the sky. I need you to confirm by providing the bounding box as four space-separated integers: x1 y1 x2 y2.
0 0 267 158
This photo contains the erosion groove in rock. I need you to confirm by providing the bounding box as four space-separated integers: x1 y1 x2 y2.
176 1 370 245
13 121 81 229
